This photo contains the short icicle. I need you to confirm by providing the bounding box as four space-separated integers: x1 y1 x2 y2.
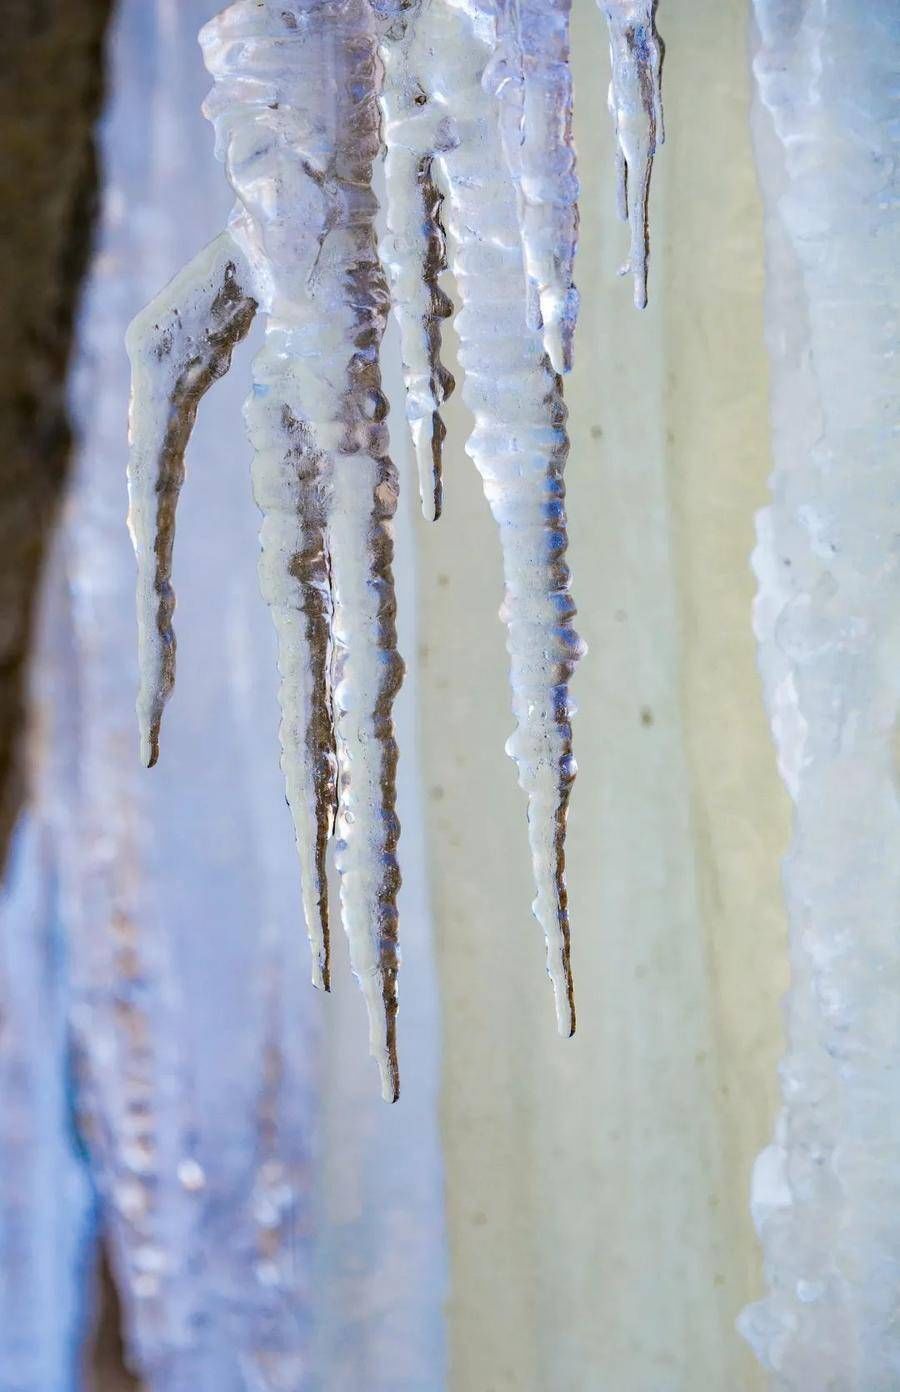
598 0 664 308
485 0 580 374
126 233 257 768
377 0 456 521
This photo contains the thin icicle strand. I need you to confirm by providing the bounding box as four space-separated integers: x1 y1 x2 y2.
599 0 664 308
484 0 579 373
246 384 338 993
377 0 456 520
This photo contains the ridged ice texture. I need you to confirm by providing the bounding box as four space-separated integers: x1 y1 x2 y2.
598 0 664 308
482 0 579 374
377 0 456 520
740 3 900 1387
426 0 583 1034
128 0 403 1101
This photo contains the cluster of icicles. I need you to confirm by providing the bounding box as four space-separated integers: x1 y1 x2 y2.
127 0 664 1100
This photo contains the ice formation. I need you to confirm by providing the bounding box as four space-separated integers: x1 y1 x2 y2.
128 0 665 1093
599 0 664 308
129 0 403 1102
484 0 579 375
740 1 900 1386
431 0 584 1035
377 0 456 520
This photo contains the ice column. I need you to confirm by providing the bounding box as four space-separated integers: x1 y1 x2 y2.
741 3 900 1386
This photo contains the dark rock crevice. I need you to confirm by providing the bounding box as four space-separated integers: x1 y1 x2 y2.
0 0 115 869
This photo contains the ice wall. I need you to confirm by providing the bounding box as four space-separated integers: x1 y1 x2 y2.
742 3 900 1386
0 748 95 1392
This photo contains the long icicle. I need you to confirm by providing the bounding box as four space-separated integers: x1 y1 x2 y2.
437 0 583 1033
200 0 402 1098
245 378 338 992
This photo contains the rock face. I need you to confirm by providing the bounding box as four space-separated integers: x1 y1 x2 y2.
0 0 114 870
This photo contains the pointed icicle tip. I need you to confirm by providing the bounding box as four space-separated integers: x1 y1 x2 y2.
311 959 331 993
140 725 159 770
381 1062 400 1105
360 970 400 1103
412 415 443 522
554 976 576 1039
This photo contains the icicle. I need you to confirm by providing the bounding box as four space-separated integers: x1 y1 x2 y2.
599 0 664 308
377 0 456 521
245 378 338 994
740 2 900 1386
426 0 583 1034
484 0 579 374
122 0 402 1100
126 234 258 768
328 441 403 1101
